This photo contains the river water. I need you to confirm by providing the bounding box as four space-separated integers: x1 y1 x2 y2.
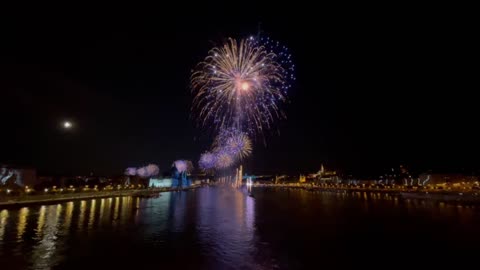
0 187 479 269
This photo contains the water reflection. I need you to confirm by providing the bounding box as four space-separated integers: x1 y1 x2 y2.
88 199 96 230
0 209 8 243
32 204 62 269
171 190 187 231
63 202 73 234
78 201 86 230
0 197 145 269
16 207 28 242
196 187 257 268
99 199 105 227
35 206 46 239
140 191 171 237
120 197 132 226
113 197 120 226
102 198 112 227
0 188 479 269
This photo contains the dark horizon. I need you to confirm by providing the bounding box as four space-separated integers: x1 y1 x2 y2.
1 8 476 178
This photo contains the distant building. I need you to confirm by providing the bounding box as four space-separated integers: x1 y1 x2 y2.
149 178 173 188
418 173 478 186
0 165 37 187
376 165 414 185
311 164 339 183
244 175 274 184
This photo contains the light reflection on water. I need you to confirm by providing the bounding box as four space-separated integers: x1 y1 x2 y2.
0 209 8 245
0 187 479 269
196 187 258 268
31 204 62 269
63 202 73 234
16 207 28 242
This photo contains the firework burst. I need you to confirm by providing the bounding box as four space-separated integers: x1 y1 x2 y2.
225 133 252 159
215 151 234 169
191 37 289 135
193 35 295 172
173 160 187 173
199 152 216 170
252 36 295 92
213 127 252 160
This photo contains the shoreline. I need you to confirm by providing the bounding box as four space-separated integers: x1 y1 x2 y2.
253 184 480 203
0 185 200 208
3 183 480 207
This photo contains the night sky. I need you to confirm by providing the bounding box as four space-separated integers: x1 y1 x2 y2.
1 7 477 177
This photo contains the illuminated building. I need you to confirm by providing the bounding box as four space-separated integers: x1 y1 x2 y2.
418 173 478 186
0 164 37 187
311 164 339 183
299 175 306 183
148 178 173 188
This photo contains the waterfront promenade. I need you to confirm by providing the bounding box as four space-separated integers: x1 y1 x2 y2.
0 186 199 207
253 183 480 203
3 182 479 207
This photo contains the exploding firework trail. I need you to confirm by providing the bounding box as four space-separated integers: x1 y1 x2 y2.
192 36 294 170
213 127 252 160
191 37 290 135
215 151 234 169
199 152 216 170
252 36 295 93
225 133 252 159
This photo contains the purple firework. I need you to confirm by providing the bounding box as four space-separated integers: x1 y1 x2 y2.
252 35 295 95
145 164 159 176
214 151 234 169
191 37 292 135
225 133 252 159
213 127 252 159
199 152 216 170
173 160 187 173
136 167 149 178
125 167 137 176
213 127 238 149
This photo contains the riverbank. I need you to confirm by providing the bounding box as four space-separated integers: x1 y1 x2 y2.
0 185 200 208
254 183 480 203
